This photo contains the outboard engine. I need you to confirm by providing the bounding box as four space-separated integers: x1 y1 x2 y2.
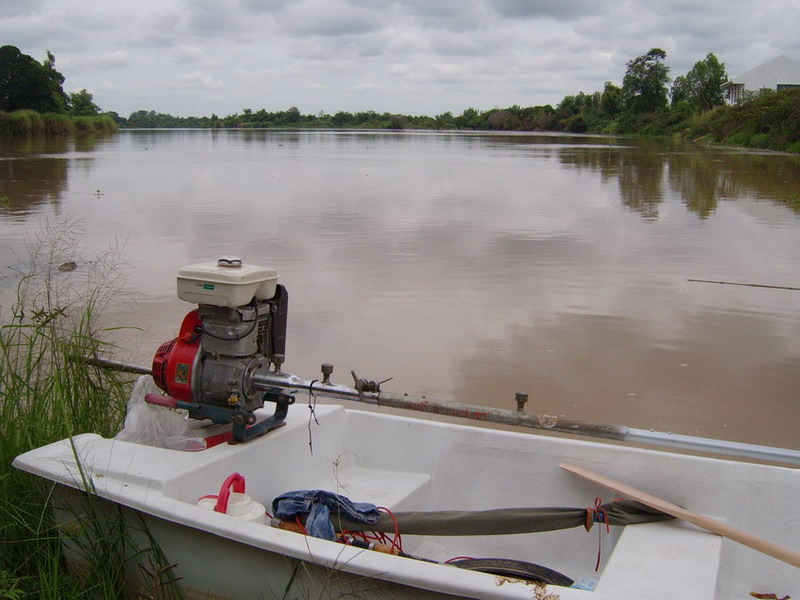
148 257 294 442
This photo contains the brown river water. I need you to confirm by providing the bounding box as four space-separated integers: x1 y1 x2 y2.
1 130 799 450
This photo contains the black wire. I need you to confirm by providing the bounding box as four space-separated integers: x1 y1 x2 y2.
194 303 261 341
307 379 319 454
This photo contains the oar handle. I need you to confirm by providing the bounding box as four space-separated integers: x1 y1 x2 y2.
560 463 800 569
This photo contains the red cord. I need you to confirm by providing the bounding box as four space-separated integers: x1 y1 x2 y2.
338 507 403 554
444 556 476 564
585 497 611 571
295 515 308 535
378 507 403 554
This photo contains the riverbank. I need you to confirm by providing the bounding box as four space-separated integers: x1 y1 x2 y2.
117 90 799 153
672 89 800 153
0 223 172 598
0 110 117 137
3 88 797 154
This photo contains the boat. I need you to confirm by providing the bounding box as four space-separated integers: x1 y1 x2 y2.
13 259 800 600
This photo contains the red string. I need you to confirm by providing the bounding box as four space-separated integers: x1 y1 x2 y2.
378 507 403 554
338 507 403 554
295 515 308 535
585 497 610 571
444 556 475 564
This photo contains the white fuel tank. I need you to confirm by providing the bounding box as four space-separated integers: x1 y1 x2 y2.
176 257 278 307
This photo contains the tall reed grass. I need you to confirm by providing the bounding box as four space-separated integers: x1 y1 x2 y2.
0 221 178 599
0 111 116 138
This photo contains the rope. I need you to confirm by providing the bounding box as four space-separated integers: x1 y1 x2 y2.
307 380 319 454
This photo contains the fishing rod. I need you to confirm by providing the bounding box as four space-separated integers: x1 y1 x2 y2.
687 278 800 291
83 356 800 466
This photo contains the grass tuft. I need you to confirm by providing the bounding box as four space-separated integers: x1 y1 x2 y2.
0 111 117 138
0 220 178 598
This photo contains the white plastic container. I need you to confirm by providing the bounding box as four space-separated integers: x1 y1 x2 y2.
176 257 278 307
197 492 267 524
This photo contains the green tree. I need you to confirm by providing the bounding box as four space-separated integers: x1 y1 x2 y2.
332 110 354 127
454 107 482 129
671 53 727 112
622 48 670 113
434 111 455 128
284 106 301 124
671 75 690 105
600 81 622 117
42 50 68 112
68 89 101 116
0 46 67 112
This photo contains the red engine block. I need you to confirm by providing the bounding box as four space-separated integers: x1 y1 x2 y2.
152 309 202 402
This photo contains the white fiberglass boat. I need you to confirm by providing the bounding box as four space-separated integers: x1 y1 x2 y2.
13 259 800 599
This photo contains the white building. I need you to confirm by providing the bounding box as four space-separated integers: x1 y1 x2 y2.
722 55 800 104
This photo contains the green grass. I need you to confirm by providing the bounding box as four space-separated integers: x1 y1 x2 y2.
0 111 117 138
683 89 800 152
0 221 178 599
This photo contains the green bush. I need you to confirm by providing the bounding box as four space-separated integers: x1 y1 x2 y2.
748 133 771 149
42 112 75 135
726 131 751 146
786 141 800 154
10 110 45 135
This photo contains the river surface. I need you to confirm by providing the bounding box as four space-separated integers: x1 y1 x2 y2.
2 130 799 450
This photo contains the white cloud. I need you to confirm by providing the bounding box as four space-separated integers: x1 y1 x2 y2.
172 45 204 64
96 80 120 92
0 0 45 18
174 70 225 90
1 0 798 117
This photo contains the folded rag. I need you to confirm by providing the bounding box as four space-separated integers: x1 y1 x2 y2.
273 490 380 541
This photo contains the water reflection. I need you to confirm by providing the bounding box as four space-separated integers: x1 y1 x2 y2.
1 130 798 451
0 156 69 219
451 307 800 450
0 136 118 220
556 139 800 218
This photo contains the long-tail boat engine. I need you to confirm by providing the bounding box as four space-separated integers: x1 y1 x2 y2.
148 257 293 442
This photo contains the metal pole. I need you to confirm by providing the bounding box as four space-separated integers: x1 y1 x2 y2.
85 357 800 466
622 428 800 465
253 371 800 465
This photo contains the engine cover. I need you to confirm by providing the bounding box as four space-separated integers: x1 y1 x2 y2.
152 309 201 402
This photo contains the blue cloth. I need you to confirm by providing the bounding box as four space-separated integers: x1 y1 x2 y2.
272 490 380 541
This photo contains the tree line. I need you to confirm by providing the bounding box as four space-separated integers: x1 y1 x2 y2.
0 45 104 116
0 45 116 136
118 48 799 152
2 45 798 152
116 49 728 133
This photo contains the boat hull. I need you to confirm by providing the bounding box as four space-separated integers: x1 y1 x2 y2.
14 403 800 599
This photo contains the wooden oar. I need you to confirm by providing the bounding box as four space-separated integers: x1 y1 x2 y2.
560 462 800 569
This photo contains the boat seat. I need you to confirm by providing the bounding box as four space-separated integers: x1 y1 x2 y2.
595 520 722 600
322 466 432 510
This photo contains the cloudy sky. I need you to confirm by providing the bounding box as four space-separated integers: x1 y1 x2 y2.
2 0 799 118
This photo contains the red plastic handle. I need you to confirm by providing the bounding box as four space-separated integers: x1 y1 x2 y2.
144 393 178 408
213 473 246 513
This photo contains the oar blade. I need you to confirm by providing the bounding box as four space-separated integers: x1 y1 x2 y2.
559 462 800 569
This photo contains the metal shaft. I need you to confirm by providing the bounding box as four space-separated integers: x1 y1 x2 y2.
249 371 800 465
85 356 800 466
